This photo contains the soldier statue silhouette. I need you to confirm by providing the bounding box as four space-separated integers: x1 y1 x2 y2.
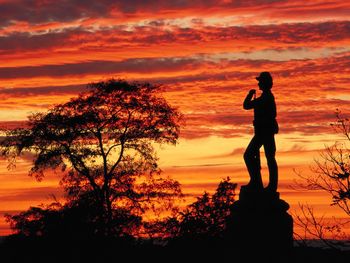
243 72 279 192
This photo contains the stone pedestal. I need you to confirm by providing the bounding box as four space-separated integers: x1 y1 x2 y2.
225 185 293 255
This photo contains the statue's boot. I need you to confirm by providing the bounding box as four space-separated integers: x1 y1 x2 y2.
245 158 263 190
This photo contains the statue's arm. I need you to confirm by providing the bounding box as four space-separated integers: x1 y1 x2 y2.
243 90 256 110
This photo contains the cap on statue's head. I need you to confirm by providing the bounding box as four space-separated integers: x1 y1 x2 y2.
256 71 272 82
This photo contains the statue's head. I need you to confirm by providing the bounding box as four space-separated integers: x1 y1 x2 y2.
256 71 273 90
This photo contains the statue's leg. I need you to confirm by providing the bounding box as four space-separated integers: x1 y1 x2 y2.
244 135 263 189
263 134 278 192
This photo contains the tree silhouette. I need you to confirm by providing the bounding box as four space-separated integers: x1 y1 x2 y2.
0 79 183 236
157 177 237 243
178 178 236 238
297 110 350 216
294 110 350 247
5 191 142 239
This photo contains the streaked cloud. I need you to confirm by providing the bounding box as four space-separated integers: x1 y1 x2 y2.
1 21 350 54
0 0 348 28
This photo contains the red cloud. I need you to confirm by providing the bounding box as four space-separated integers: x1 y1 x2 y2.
0 0 348 28
1 21 350 55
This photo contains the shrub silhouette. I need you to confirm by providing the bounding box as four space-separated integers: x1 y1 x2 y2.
144 177 237 245
177 177 236 240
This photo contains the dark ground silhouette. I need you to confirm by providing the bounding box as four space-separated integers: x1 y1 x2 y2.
0 234 349 263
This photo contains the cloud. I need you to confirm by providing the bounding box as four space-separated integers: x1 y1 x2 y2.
0 186 63 202
172 162 233 168
0 3 348 140
0 120 27 129
1 50 349 83
0 52 348 138
0 0 117 27
0 57 202 79
0 30 77 52
1 21 350 54
0 0 348 28
0 84 86 97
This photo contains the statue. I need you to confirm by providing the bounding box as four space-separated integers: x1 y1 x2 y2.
243 71 279 193
226 86 293 254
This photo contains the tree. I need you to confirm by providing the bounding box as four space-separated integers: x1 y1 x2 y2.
5 191 142 239
163 177 237 243
294 110 350 246
0 79 183 236
297 110 350 216
293 204 348 249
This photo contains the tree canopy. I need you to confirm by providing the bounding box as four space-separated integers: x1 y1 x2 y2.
1 79 183 236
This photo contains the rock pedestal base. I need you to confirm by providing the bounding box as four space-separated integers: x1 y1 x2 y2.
226 186 293 255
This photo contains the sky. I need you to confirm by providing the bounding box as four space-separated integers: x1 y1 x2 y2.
0 0 350 237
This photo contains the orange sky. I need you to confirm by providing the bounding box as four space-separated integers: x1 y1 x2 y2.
0 0 350 237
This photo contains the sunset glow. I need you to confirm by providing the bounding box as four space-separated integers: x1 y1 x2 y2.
0 0 350 237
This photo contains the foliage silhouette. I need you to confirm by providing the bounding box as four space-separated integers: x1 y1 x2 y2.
0 79 183 236
2 177 238 262
176 177 236 240
5 191 141 239
143 177 237 246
